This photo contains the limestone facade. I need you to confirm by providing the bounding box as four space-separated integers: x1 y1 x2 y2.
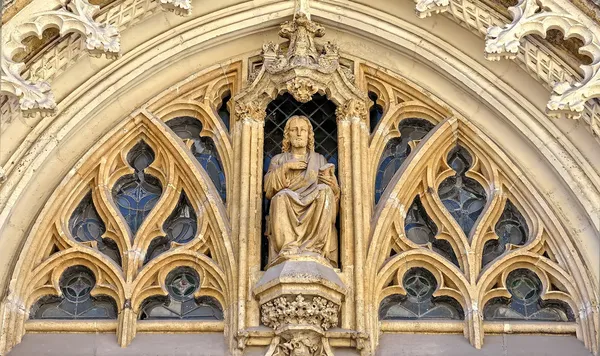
0 0 599 355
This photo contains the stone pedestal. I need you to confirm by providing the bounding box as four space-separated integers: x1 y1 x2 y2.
254 260 346 356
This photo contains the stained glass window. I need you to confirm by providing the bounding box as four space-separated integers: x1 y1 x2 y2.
217 92 231 131
31 266 117 319
482 200 529 268
113 141 163 236
262 93 338 269
167 117 226 202
379 267 463 320
145 192 198 264
70 192 121 264
483 269 574 321
405 196 458 266
369 91 384 133
139 267 224 320
375 118 434 203
438 146 487 237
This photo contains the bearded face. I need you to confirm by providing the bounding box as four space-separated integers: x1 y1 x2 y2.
287 117 310 149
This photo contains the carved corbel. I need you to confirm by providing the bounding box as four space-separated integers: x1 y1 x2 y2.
1 0 121 116
484 0 600 119
335 98 368 123
415 0 450 18
159 0 192 16
234 101 266 122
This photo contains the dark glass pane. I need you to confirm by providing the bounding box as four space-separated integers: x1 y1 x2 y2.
368 91 384 133
167 117 226 202
404 196 459 266
139 266 224 320
217 93 231 131
31 266 117 319
483 269 574 321
145 192 197 264
375 119 434 203
482 200 529 268
113 141 162 236
379 267 463 320
69 192 121 264
438 146 487 237
262 93 338 270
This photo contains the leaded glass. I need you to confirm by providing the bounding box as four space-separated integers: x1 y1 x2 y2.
369 91 384 133
375 119 434 203
113 141 162 236
167 117 226 202
261 93 338 269
484 269 573 321
218 92 231 131
145 192 198 263
30 266 117 319
139 267 224 320
482 200 529 268
405 196 459 266
379 267 463 320
438 146 487 237
69 192 121 264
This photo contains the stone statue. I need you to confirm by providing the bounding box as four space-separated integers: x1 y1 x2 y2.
264 115 340 267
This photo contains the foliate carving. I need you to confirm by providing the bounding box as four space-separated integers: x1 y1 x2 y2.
262 13 339 75
0 54 55 116
286 78 319 103
1 0 121 115
260 295 339 331
415 0 450 18
483 0 600 118
159 0 192 16
335 98 368 122
234 101 266 122
269 332 333 356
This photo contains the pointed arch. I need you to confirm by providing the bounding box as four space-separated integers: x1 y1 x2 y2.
365 114 599 353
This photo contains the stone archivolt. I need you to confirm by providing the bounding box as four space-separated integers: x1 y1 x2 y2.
0 2 599 356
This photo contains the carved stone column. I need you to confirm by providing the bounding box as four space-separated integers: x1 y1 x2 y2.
335 99 370 354
232 101 267 353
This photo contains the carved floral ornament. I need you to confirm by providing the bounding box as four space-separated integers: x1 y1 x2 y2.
415 0 600 120
0 3 599 356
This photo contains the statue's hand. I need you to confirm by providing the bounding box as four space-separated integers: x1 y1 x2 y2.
284 161 308 171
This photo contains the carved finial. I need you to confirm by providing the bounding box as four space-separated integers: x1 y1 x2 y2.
294 0 312 21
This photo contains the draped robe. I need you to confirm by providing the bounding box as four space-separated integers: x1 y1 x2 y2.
264 151 339 267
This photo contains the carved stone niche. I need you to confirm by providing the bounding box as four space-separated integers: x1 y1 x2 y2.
254 261 346 356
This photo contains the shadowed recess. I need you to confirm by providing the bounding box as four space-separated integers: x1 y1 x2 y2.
379 267 463 320
375 118 435 203
167 117 226 202
30 266 117 320
70 191 121 265
483 269 574 322
144 192 198 264
113 141 162 236
404 196 459 267
139 267 223 320
482 200 529 268
438 146 487 238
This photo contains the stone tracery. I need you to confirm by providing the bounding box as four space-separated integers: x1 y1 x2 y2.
0 1 598 356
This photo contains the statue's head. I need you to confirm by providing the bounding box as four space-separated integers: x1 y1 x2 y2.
282 115 315 153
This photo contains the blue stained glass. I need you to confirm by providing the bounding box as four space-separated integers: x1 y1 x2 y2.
482 200 529 268
375 119 434 203
438 146 487 238
31 266 117 320
379 267 463 320
484 269 574 321
113 141 162 236
70 192 121 264
167 117 227 202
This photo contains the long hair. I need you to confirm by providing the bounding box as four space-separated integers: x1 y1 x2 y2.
281 115 315 153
